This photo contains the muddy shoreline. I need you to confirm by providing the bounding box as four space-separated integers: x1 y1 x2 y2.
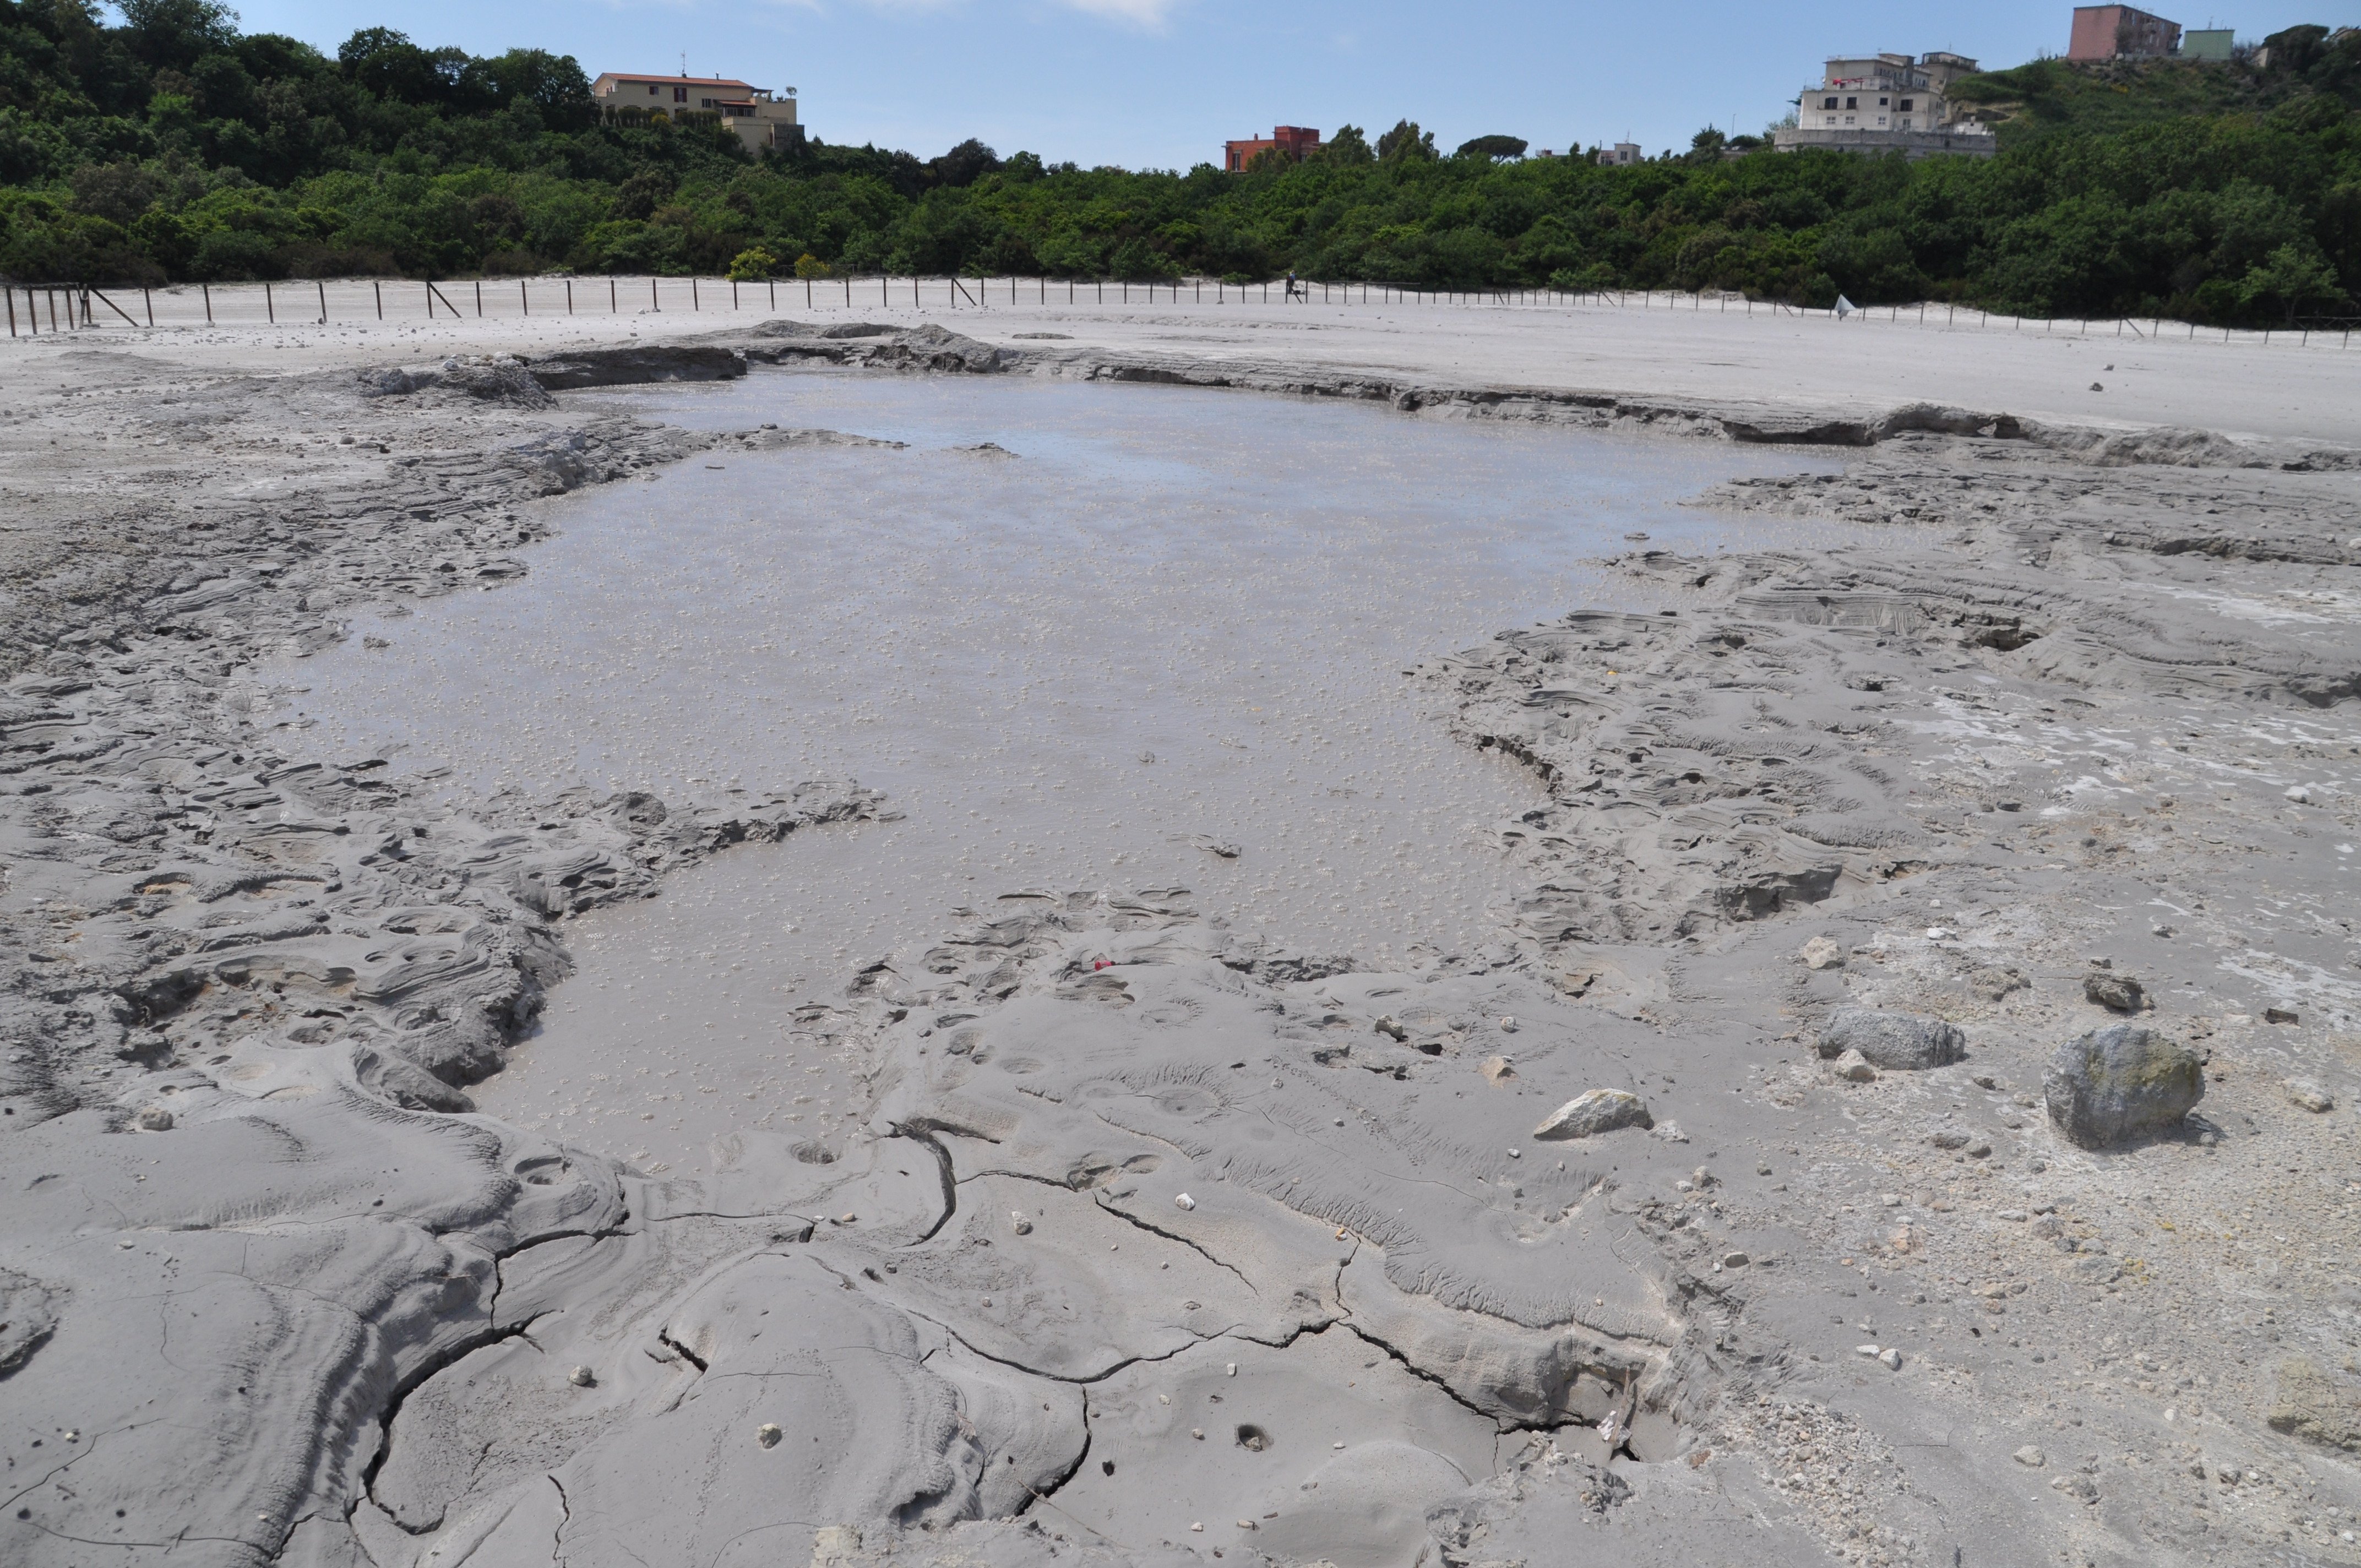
3 320 2358 1568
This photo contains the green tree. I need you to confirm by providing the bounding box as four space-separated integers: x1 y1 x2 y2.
1376 119 1435 162
1454 134 1527 162
2238 242 2345 322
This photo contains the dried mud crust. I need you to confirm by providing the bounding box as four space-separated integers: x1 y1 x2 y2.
1 328 2358 1568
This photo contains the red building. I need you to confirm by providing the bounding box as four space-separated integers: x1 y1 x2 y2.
2067 4 2182 60
1224 126 1321 171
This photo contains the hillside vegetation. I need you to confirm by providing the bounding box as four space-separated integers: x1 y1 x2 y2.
3 3 2358 325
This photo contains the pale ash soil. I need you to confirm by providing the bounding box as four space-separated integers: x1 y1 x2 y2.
0 324 2357 1568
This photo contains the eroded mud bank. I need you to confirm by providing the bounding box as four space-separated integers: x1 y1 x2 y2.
2 321 2358 1568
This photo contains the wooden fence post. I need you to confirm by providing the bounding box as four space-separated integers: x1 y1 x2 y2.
474 279 481 317
203 282 211 323
264 281 274 323
144 287 153 326
521 279 529 316
318 279 328 323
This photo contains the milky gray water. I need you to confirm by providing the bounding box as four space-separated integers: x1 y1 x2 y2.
265 369 1843 1175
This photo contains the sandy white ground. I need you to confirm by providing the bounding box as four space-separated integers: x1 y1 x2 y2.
12 278 2358 445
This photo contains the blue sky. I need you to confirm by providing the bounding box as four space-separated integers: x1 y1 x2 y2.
223 0 2356 168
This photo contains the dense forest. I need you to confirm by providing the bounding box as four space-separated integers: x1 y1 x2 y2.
3 1 2358 323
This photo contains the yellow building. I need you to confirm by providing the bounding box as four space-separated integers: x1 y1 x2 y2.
589 72 799 153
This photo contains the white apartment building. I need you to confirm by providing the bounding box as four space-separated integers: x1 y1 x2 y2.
1774 51 1996 159
590 73 800 154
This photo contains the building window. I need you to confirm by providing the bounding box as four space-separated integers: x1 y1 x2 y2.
1825 116 1838 126
1899 117 1913 128
1877 116 1887 126
1845 96 1857 109
1823 96 1838 109
646 84 659 96
673 86 687 103
1845 116 1856 125
1879 96 1889 106
1899 98 1914 110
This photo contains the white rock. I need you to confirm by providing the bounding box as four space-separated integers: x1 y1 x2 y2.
2286 786 2312 803
2288 1077 2335 1113
1879 1348 1902 1370
2014 1445 2046 1468
1010 1211 1033 1235
1800 937 1845 970
757 1422 782 1448
1832 1048 1879 1083
1533 1088 1653 1140
1174 1193 1195 1211
568 1365 597 1387
134 1106 174 1131
1499 1016 1517 1032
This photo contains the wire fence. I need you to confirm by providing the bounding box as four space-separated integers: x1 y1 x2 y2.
4 273 2353 351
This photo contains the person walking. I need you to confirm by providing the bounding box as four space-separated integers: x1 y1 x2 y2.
1285 271 1304 302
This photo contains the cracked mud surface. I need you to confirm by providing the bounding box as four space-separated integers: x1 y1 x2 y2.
2 315 2358 1568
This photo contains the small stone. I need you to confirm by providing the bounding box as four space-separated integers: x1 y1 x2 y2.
133 1106 173 1131
1800 937 1844 970
2083 972 2145 1013
1174 1193 1195 1211
1010 1211 1033 1235
1236 1519 1258 1530
837 1213 857 1224
2266 1006 2300 1025
1190 1522 1204 1532
2014 1445 2046 1468
1192 1428 1204 1440
2090 381 2104 392
568 1365 597 1387
1479 1055 1515 1084
1856 1343 1881 1359
1533 1088 1653 1141
1226 1363 1237 1376
1373 1015 1407 1041
757 1422 782 1448
2044 1022 2203 1148
2286 786 2311 804
1879 1348 1902 1370
1818 1008 1966 1071
1831 1048 1879 1083
1498 1016 1517 1032
1930 1130 1969 1149
2287 1078 2334 1113
1722 1251 1749 1268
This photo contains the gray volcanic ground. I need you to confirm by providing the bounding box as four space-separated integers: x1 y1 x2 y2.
3 321 2360 1568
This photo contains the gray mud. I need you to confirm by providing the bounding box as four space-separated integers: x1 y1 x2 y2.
3 325 2359 1568
256 370 1847 1178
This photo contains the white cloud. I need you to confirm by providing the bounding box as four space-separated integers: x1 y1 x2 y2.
1056 0 1183 29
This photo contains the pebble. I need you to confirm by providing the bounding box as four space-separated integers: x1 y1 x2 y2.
568 1365 597 1387
757 1423 782 1448
134 1106 174 1131
1800 937 1844 970
2014 1445 2046 1468
1879 1348 1902 1370
1831 1049 1879 1083
1479 1055 1515 1084
2286 786 2311 803
1722 1251 1749 1268
1498 1016 1517 1032
1010 1211 1033 1235
1174 1193 1195 1211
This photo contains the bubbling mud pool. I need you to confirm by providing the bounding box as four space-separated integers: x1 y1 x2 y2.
265 369 1845 1177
